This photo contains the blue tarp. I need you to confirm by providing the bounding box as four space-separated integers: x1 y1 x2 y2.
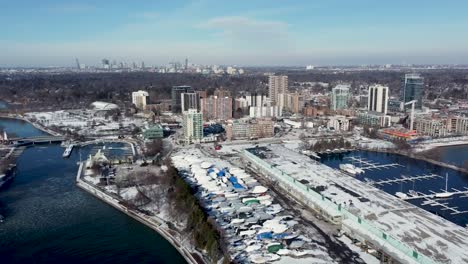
207 168 215 174
229 176 238 184
217 170 226 177
229 176 244 189
272 233 290 239
256 232 273 240
233 183 244 189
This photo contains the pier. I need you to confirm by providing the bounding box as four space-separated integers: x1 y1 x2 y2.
344 156 403 171
367 173 442 186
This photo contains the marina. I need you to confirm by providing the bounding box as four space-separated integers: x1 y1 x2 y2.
320 149 468 227
243 144 468 263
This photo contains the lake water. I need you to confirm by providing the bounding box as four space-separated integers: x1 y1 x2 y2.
0 119 186 264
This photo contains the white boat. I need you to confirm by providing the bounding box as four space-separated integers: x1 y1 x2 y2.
339 163 357 175
395 192 408 199
435 173 453 198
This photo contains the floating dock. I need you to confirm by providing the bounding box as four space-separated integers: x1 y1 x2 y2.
366 173 442 186
344 156 403 171
62 144 74 158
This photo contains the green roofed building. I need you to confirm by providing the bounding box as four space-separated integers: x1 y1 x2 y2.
143 124 164 140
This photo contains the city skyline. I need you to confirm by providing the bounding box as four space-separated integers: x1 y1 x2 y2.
2 0 468 67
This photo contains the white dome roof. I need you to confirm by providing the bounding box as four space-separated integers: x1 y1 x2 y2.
90 101 119 111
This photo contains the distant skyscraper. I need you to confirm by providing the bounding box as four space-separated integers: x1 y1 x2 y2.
184 58 188 70
101 59 110 69
368 84 389 114
268 75 288 106
181 93 200 112
402 73 424 110
172 85 194 112
183 109 203 144
75 58 81 69
331 84 350 111
141 61 145 69
132 90 149 109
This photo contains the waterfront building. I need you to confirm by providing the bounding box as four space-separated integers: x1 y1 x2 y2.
368 85 389 114
182 109 203 144
181 93 200 112
132 90 149 110
200 96 233 121
358 111 391 128
454 116 468 135
225 118 274 140
415 118 448 138
268 75 288 106
446 116 468 135
143 124 164 140
331 84 350 111
172 85 194 113
402 73 424 110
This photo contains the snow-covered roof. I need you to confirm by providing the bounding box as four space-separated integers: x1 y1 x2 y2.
90 101 119 111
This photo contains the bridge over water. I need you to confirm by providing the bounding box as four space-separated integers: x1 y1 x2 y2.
9 136 66 146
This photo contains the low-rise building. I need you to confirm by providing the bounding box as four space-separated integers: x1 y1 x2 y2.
143 124 164 140
225 118 274 140
415 118 448 138
358 111 391 128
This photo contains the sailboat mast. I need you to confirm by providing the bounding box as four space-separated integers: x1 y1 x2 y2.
445 173 448 192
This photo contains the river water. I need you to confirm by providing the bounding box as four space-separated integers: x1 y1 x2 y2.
0 119 186 264
320 149 468 227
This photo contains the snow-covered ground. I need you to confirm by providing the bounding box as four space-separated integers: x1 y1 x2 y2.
25 109 146 136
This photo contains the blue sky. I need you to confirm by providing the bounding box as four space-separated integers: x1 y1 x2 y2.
1 0 468 66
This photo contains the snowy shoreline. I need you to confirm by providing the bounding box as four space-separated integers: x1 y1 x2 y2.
75 162 202 264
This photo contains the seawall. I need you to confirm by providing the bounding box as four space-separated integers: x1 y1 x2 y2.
75 163 202 264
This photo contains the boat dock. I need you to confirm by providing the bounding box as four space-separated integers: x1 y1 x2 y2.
63 144 74 158
344 156 402 171
367 173 442 186
402 187 468 201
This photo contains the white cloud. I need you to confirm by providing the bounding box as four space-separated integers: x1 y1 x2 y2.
197 16 291 50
